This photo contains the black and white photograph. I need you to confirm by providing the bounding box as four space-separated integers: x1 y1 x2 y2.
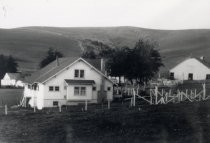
0 0 210 142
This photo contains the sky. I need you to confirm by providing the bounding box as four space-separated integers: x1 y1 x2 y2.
0 0 210 29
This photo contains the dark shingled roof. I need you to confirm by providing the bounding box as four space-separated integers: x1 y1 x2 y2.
25 57 102 84
65 79 95 85
195 57 210 68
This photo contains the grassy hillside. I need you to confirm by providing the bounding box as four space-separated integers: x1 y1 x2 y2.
0 26 210 72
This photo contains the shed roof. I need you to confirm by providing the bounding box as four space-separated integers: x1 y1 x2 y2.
65 79 95 85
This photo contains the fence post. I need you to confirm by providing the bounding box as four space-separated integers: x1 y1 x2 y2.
150 89 153 105
177 90 180 103
161 89 164 104
59 103 62 113
24 97 26 107
190 90 193 100
195 89 197 99
130 97 133 107
33 96 36 112
155 86 158 104
203 83 206 100
184 89 188 101
133 88 136 107
165 92 168 104
108 100 110 109
5 104 7 115
85 100 88 111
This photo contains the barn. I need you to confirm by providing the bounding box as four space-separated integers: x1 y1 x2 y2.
22 57 114 110
169 57 210 80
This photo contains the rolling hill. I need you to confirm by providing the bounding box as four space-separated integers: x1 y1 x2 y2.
0 26 210 73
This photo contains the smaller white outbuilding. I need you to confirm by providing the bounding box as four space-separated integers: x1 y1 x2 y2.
169 57 210 81
1 73 24 87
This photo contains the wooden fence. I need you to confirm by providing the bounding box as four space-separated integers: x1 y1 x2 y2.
129 83 210 106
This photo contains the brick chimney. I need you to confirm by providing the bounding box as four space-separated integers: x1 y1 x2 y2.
99 58 106 103
101 58 105 74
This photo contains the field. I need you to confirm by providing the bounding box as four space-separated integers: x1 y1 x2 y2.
1 84 210 143
1 100 210 143
0 88 23 107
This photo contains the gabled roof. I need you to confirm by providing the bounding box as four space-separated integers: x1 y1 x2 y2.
25 57 111 84
195 57 210 68
170 57 210 71
5 73 21 80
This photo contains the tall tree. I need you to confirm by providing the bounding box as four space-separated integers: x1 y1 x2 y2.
106 47 130 84
7 55 18 72
39 48 63 68
0 55 18 79
125 39 163 84
106 39 163 85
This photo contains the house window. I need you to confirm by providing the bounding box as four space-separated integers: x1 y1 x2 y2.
188 73 193 80
74 69 79 78
206 74 210 80
74 70 79 77
81 87 86 96
55 86 60 91
49 86 54 91
74 87 80 95
80 70 84 78
170 72 174 80
74 86 86 96
53 101 58 106
74 69 85 78
107 87 111 91
92 86 96 91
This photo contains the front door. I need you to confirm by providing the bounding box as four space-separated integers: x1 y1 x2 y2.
26 97 31 107
188 73 193 80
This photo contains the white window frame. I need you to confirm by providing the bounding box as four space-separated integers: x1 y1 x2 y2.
74 87 80 95
49 86 60 92
80 87 86 96
74 86 86 96
74 69 79 78
74 69 85 78
80 70 85 78
55 86 60 92
49 86 54 91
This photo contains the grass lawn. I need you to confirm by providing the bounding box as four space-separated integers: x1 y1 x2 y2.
1 100 210 143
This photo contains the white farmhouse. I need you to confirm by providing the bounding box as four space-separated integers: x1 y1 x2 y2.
1 73 24 87
23 57 113 110
169 57 210 80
